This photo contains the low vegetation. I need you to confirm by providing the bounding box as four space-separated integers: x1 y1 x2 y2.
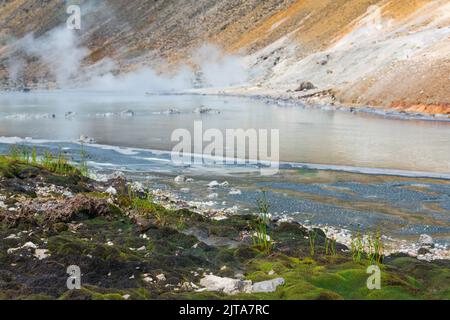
3 144 88 177
253 190 273 254
0 149 448 300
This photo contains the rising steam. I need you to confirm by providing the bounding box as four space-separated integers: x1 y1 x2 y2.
6 26 249 92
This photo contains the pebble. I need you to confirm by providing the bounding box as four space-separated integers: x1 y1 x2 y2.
106 186 117 196
156 274 166 282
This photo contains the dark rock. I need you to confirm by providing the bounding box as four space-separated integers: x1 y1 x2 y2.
295 81 316 92
16 167 40 179
108 173 128 196
313 228 326 238
52 222 69 233
134 216 152 233
418 247 431 255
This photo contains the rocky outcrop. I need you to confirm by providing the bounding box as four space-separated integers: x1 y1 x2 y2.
0 194 111 227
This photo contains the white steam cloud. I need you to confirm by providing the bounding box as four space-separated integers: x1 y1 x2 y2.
15 28 89 86
193 44 249 88
6 26 249 92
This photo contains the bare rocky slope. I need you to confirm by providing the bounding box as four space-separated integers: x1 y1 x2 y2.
0 0 448 114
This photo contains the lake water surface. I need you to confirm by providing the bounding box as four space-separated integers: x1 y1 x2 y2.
0 90 449 174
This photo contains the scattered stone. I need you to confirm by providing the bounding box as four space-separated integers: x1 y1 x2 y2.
194 106 221 114
199 275 252 295
208 181 220 189
79 135 96 144
120 110 135 117
130 182 145 194
7 242 38 254
156 273 166 282
34 249 50 260
132 215 152 233
174 175 186 184
295 81 316 92
161 108 181 115
251 278 285 293
418 247 431 255
4 234 19 240
229 188 242 195
105 186 117 196
180 282 193 291
419 234 434 248
65 111 76 119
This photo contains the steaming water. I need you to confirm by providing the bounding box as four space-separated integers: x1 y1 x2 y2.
1 91 449 245
0 90 449 173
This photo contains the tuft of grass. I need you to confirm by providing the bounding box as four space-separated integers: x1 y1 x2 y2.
41 148 77 175
78 143 89 177
351 228 364 263
5 144 85 176
330 236 337 256
308 229 318 256
9 145 31 163
31 147 37 164
367 230 384 265
350 227 384 265
253 190 273 254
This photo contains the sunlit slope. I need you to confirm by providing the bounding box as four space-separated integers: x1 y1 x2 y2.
0 0 448 113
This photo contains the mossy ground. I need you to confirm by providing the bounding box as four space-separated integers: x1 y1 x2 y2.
0 156 449 300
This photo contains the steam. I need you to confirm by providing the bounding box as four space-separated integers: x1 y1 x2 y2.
193 44 249 87
15 28 89 86
5 57 25 84
6 27 249 92
86 65 195 92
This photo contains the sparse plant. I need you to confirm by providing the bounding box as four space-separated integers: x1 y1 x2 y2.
367 230 384 265
351 228 364 263
78 142 89 177
253 190 273 253
330 237 337 256
39 148 77 175
351 227 384 264
308 228 318 256
31 147 37 164
9 145 30 162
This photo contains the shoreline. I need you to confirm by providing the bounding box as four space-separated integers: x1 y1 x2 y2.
2 88 449 122
167 86 450 123
1 136 449 181
148 186 450 262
